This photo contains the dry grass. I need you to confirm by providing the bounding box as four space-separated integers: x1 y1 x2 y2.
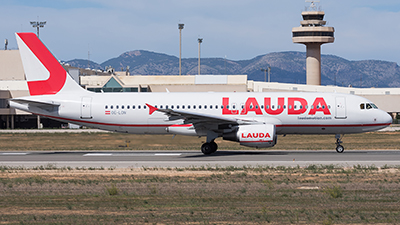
0 166 400 224
0 131 399 151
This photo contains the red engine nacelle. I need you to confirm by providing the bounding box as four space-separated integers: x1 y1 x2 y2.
223 124 277 148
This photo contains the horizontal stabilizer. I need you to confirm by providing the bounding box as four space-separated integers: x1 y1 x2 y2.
10 98 60 112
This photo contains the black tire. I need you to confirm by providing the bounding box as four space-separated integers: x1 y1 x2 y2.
201 143 214 155
210 141 218 153
336 145 344 153
201 142 218 155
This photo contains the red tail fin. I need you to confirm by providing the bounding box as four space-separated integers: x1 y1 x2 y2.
16 33 72 95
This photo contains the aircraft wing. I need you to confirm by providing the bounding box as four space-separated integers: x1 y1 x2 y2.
146 103 257 126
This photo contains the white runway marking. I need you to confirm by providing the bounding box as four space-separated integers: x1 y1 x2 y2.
83 153 113 156
154 153 182 156
0 153 28 156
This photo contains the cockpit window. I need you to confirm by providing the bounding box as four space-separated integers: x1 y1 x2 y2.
361 102 378 110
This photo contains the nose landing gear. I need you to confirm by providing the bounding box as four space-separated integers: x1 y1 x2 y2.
335 134 344 153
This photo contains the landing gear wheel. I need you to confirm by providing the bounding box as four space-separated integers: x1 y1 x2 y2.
201 142 218 155
210 141 218 153
335 134 345 153
336 145 344 153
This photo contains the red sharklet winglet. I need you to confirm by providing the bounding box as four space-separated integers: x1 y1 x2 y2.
146 104 158 115
17 33 66 96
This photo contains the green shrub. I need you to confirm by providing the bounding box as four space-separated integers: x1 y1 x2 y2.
324 185 343 198
106 184 119 196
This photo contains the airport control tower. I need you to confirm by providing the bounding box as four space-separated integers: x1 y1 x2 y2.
292 1 334 85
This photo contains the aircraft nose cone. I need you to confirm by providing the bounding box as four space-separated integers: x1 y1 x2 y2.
383 111 392 124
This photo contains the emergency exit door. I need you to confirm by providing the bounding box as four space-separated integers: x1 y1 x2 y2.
335 97 346 119
81 97 92 119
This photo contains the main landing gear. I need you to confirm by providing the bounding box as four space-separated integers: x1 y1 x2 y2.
201 131 219 155
201 141 218 155
335 134 344 153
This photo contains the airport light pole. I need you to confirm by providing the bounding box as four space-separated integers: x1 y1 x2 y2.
178 23 184 76
30 21 46 38
261 67 271 82
198 38 203 75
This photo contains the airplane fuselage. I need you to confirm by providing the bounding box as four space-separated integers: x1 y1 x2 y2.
13 91 390 135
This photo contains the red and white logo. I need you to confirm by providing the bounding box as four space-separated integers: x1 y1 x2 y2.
16 33 67 96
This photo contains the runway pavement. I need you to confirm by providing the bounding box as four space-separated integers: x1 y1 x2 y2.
1 150 400 168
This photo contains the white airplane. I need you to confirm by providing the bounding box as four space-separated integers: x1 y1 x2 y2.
10 32 392 154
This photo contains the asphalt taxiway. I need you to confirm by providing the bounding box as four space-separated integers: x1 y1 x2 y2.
1 150 400 168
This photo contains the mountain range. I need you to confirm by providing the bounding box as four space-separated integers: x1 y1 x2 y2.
66 50 400 88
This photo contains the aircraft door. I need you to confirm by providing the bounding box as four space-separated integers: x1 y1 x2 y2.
335 97 347 119
81 97 92 119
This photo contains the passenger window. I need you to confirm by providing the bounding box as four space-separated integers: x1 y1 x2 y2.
166 105 168 109
177 105 180 109
171 105 174 109
144 105 147 109
138 105 141 109
210 105 212 109
105 105 108 109
110 105 113 109
127 105 130 109
132 105 135 109
116 105 119 109
182 105 185 109
193 105 196 109
188 105 190 109
199 105 202 109
121 105 124 109
159 105 163 109
261 105 264 109
204 105 207 109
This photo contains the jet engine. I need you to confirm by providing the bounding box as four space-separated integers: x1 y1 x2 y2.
223 124 277 148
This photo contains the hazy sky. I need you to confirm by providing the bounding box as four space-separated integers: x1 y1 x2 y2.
2 0 400 65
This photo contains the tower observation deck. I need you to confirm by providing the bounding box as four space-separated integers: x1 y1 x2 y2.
292 1 334 85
